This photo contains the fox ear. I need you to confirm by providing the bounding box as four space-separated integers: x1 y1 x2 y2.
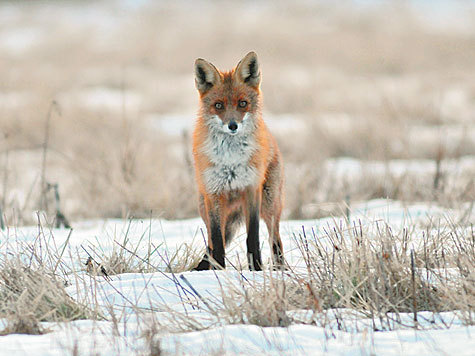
194 58 221 95
234 51 261 88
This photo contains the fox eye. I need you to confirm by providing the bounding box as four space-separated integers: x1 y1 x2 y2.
238 100 247 108
214 102 224 110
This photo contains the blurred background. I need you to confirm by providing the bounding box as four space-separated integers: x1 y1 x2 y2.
0 0 474 225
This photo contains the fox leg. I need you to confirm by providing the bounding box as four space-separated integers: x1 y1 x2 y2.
194 237 212 270
244 187 262 271
194 195 211 270
206 196 227 269
194 195 226 270
261 158 285 269
263 214 284 269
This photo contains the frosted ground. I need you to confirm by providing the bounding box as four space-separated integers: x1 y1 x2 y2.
0 199 473 355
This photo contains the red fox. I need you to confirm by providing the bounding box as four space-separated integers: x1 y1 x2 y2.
192 51 284 271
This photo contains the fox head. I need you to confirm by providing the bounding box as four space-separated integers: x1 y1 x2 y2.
194 51 261 135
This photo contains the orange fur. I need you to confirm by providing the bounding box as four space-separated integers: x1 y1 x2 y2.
192 52 284 270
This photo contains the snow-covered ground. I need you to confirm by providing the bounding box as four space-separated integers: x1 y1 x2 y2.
0 312 472 355
0 200 473 355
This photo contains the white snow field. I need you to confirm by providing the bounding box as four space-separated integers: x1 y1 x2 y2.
0 199 473 355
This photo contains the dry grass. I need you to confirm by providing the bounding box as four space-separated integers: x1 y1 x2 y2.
80 218 204 276
142 213 474 335
164 242 204 273
0 205 471 352
288 158 475 219
81 218 157 276
0 214 98 336
0 258 95 335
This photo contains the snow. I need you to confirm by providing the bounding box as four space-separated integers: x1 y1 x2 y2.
0 200 473 355
2 199 465 272
409 125 475 151
0 318 471 356
56 87 143 112
0 27 44 55
161 322 474 356
325 156 475 180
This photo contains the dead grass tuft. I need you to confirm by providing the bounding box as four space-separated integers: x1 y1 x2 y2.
0 312 45 336
164 242 204 274
142 215 474 334
291 219 475 323
0 258 94 335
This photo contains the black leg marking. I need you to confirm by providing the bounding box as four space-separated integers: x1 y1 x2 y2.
193 247 211 271
210 216 225 269
246 208 262 271
272 242 285 270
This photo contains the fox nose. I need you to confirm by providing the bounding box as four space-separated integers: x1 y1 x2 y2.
228 121 238 132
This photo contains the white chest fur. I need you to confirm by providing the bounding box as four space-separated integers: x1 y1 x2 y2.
202 130 258 194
